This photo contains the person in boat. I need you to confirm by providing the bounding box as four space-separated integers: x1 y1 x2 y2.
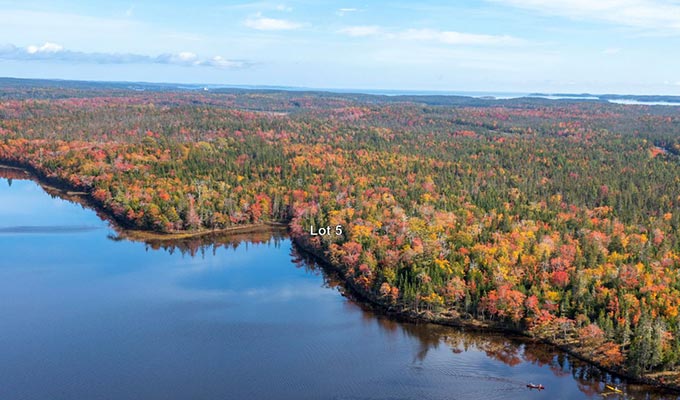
527 383 545 390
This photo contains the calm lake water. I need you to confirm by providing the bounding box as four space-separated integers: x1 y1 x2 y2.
0 168 676 400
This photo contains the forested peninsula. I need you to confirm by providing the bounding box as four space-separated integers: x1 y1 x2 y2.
2 79 680 387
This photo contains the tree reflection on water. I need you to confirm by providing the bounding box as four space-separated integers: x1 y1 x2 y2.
292 244 678 400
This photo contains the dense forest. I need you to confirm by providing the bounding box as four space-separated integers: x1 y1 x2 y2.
2 80 680 383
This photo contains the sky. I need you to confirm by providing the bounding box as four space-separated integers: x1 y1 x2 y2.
1 0 680 94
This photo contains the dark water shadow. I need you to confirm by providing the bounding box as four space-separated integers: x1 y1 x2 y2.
0 225 102 234
0 166 31 182
114 229 289 258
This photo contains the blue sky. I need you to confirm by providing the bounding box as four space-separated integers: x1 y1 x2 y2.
1 0 680 94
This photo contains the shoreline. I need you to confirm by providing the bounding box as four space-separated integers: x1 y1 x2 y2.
292 236 680 393
0 162 288 241
2 160 679 394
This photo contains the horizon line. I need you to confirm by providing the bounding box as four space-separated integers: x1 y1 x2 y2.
2 75 680 99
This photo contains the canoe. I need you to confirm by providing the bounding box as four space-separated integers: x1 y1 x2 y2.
605 385 622 393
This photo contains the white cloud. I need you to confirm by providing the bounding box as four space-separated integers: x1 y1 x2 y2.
603 47 621 54
337 7 359 16
177 51 198 61
0 42 252 69
490 0 680 33
244 13 301 30
26 42 63 54
400 29 523 45
337 26 523 46
208 55 243 68
0 9 210 54
275 4 293 12
337 25 382 37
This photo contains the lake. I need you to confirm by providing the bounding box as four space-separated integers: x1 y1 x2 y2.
0 167 675 400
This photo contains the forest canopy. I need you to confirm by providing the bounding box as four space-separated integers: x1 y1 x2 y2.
2 80 680 377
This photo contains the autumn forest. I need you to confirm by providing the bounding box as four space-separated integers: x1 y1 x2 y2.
2 80 680 385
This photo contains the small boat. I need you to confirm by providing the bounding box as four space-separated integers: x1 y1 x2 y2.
605 385 623 393
527 383 545 390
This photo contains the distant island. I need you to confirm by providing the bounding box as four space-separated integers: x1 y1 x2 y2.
530 92 680 104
